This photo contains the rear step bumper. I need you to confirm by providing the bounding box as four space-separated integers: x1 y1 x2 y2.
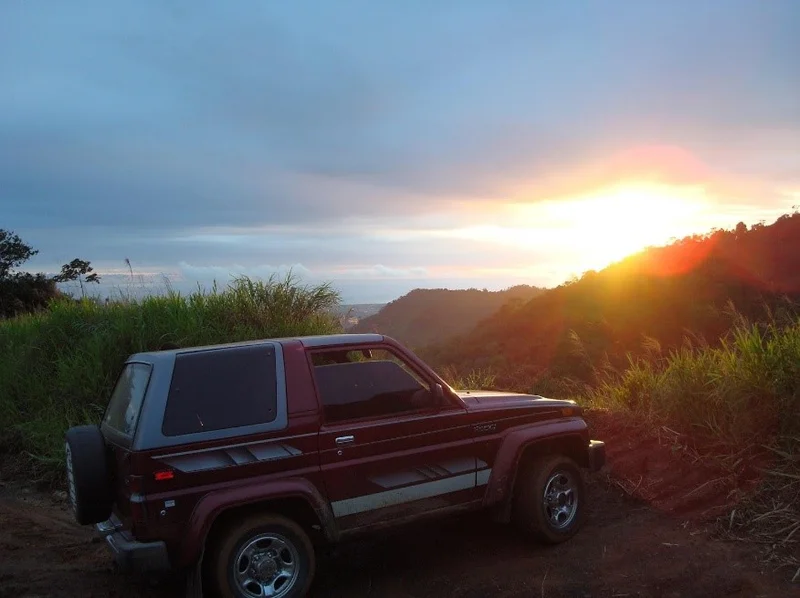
588 439 606 472
96 515 171 573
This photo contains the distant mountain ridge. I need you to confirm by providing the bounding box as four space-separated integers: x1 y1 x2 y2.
351 285 544 349
336 303 385 328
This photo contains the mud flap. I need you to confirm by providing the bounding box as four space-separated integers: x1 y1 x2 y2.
588 440 606 472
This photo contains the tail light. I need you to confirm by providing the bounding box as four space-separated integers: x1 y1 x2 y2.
154 469 175 481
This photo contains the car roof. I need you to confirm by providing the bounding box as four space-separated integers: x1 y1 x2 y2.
127 333 386 361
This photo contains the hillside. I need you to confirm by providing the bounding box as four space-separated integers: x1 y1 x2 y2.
351 285 544 349
424 211 800 389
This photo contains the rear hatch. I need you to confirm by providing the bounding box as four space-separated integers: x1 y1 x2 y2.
99 361 153 527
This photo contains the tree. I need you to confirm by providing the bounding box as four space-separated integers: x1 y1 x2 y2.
0 229 38 280
0 229 99 317
0 229 58 317
55 258 101 297
0 272 58 318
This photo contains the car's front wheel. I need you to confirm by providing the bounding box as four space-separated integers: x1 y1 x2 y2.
209 513 315 598
513 454 585 544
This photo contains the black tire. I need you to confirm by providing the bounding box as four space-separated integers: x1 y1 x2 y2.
513 454 585 544
209 513 315 598
64 425 114 525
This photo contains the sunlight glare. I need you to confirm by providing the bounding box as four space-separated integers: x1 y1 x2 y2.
512 183 709 272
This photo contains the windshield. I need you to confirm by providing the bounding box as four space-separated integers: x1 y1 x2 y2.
102 363 152 438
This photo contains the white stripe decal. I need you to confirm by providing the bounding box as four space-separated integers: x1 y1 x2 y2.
332 471 488 518
476 468 491 486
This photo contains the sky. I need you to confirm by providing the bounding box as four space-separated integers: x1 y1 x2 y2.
2 1 798 303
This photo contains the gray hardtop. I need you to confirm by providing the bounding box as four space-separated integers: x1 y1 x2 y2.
126 333 386 363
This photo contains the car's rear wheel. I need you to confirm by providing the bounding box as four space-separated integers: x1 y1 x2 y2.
64 425 114 525
209 513 315 598
513 454 585 544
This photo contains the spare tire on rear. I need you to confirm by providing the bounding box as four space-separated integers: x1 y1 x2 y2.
65 425 114 525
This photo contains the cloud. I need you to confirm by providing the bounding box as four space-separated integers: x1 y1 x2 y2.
176 262 431 282
331 265 430 279
1 1 798 296
177 262 312 282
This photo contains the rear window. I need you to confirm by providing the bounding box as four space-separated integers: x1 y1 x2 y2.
103 363 152 437
162 344 278 437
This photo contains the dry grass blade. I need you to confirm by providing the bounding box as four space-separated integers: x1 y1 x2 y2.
761 469 800 481
541 567 549 598
780 522 800 545
751 507 791 523
760 445 799 461
681 476 728 500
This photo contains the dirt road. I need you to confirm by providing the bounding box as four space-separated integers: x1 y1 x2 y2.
0 475 792 598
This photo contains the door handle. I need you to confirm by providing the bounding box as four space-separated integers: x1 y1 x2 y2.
335 435 355 446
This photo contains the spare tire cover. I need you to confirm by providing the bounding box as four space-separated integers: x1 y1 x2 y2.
64 425 114 525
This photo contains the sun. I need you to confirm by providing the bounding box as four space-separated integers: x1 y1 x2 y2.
550 184 707 269
504 183 708 272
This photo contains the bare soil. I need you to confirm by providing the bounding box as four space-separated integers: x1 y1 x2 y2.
0 417 795 598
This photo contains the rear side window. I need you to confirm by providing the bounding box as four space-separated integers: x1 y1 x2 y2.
103 363 152 437
162 344 278 436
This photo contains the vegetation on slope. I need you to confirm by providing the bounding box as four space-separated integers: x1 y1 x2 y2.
352 285 543 349
425 212 800 390
0 275 341 482
588 315 800 442
588 314 799 570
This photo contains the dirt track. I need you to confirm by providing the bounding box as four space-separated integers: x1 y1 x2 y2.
0 476 792 598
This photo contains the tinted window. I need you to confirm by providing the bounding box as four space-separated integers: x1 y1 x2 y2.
311 348 430 387
103 363 152 437
313 350 434 423
162 344 278 436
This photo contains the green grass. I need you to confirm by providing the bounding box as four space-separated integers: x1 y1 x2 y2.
586 315 800 443
0 275 342 482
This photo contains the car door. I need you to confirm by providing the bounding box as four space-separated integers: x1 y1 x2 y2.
313 346 480 531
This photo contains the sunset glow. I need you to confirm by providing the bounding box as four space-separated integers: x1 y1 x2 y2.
2 2 798 303
438 183 714 275
523 184 709 271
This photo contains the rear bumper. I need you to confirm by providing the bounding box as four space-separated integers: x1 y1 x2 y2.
96 516 171 573
588 439 606 472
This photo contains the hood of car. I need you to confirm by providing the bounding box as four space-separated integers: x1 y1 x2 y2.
454 390 577 412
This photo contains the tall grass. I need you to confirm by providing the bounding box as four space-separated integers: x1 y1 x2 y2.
587 315 800 568
0 275 341 482
438 366 498 391
587 316 800 443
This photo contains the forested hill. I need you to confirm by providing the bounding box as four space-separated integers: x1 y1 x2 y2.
351 285 544 349
423 211 800 387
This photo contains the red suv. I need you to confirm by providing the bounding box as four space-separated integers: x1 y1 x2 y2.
65 334 605 597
